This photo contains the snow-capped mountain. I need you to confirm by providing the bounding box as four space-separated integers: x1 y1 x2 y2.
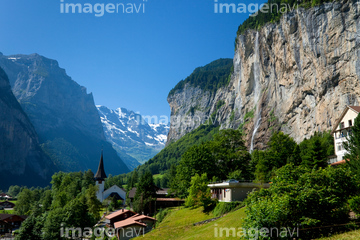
97 105 169 170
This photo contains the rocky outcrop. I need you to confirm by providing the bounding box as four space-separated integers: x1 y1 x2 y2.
0 67 55 189
0 54 130 174
168 0 360 150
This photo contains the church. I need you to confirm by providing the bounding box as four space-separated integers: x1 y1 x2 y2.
94 151 127 203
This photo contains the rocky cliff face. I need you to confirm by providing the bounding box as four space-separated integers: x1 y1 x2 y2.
0 54 129 174
0 67 55 189
168 0 360 150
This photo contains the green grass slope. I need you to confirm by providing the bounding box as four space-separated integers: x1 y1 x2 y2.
135 207 246 240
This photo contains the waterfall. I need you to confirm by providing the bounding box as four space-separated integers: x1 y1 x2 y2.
250 109 262 152
250 32 262 153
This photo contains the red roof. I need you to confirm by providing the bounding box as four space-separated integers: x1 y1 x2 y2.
105 209 136 220
331 160 346 166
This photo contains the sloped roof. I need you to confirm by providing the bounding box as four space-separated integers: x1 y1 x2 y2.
331 106 360 134
114 218 147 229
128 214 157 222
95 151 107 180
105 209 136 220
349 106 360 113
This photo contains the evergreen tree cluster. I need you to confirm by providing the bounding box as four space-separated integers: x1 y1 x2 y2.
15 170 102 240
237 0 337 37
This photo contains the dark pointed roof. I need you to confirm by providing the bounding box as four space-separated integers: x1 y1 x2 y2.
95 150 107 181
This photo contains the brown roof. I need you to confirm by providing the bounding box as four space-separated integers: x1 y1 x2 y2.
0 214 27 221
128 214 157 222
349 106 360 113
105 209 136 220
114 218 147 229
94 150 107 180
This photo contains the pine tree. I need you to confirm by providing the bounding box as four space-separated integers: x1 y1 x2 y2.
343 114 360 173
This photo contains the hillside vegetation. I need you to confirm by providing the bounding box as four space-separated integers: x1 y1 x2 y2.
137 124 219 175
237 0 338 36
134 207 246 240
168 58 233 96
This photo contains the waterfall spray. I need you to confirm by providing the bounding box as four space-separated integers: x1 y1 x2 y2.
250 32 262 153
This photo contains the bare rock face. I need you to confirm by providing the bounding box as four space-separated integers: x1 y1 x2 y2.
0 67 55 189
168 0 360 150
0 54 129 175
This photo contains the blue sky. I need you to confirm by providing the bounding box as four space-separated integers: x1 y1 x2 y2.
0 0 265 119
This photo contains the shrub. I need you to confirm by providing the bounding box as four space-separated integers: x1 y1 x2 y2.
212 202 244 217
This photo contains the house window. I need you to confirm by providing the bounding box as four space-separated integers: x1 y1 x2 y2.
349 120 353 127
224 189 226 198
340 122 345 129
337 143 343 151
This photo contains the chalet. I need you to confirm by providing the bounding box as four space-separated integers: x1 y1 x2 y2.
95 151 127 203
0 214 27 229
330 106 360 165
105 209 137 228
0 193 12 200
114 214 156 240
208 181 270 202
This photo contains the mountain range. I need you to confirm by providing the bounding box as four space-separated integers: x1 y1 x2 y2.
97 105 169 170
0 53 130 180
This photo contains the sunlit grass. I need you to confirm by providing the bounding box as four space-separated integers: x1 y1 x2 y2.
134 206 246 240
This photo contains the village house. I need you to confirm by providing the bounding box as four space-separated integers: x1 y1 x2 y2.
0 193 12 200
329 106 360 165
208 180 270 202
104 209 156 240
105 209 137 228
0 214 27 230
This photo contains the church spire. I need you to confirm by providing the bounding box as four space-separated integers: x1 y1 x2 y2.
95 149 107 181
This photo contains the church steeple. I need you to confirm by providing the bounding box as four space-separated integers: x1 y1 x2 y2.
94 150 107 181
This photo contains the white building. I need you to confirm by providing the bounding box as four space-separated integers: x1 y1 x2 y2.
95 151 126 203
330 106 360 164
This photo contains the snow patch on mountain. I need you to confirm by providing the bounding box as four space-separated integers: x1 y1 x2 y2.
97 105 169 167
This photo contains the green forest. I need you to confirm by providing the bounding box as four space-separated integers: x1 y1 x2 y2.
168 58 233 96
237 0 338 36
